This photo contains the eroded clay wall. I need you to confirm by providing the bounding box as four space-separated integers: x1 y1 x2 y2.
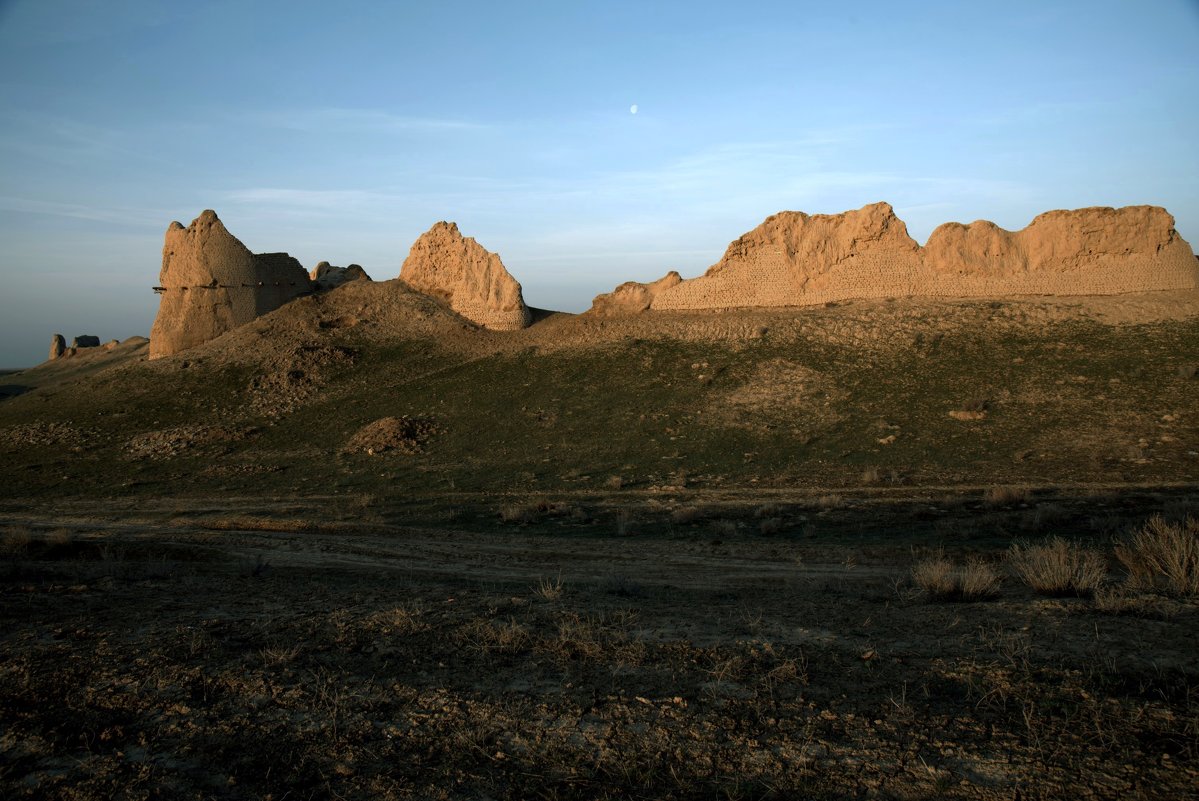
647 204 1198 312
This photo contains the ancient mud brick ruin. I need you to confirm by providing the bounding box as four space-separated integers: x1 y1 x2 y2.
149 211 312 359
399 221 531 331
593 203 1199 313
144 203 1196 359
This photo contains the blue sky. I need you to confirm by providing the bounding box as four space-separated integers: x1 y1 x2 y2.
1 0 1197 367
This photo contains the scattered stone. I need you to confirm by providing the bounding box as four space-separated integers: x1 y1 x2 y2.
249 344 358 417
948 410 988 421
400 221 530 330
124 425 257 460
1 422 90 448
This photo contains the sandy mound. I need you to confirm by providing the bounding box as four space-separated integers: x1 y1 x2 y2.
343 416 440 455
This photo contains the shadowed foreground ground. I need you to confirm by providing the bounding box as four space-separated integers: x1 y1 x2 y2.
2 489 1196 800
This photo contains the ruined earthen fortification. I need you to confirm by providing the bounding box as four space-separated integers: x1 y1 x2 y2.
48 335 65 361
399 222 531 330
148 211 312 359
310 262 372 291
592 203 1199 313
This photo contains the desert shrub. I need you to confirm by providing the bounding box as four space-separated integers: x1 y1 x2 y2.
758 517 783 535
985 485 1031 507
861 466 882 485
912 554 1001 601
1008 537 1107 597
1114 515 1199 597
604 475 624 490
671 506 705 524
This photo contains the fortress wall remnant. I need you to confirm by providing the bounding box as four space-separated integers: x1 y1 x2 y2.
590 271 683 315
399 221 531 330
635 203 1198 313
310 261 372 291
148 210 312 359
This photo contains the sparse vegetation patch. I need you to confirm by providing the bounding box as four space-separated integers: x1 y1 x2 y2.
1115 515 1199 597
1008 537 1108 597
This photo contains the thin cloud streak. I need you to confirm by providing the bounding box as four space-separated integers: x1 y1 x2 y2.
0 195 166 227
250 108 493 135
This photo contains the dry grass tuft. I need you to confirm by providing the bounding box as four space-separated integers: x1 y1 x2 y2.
457 617 531 655
861 466 882 485
604 475 624 490
1008 538 1107 597
911 554 1002 601
534 574 564 601
985 485 1031 507
1114 515 1199 597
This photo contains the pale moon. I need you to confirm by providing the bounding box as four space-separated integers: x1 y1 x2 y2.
630 104 638 115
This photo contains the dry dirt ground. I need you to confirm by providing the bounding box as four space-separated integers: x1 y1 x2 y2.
2 489 1197 801
2 291 1198 799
